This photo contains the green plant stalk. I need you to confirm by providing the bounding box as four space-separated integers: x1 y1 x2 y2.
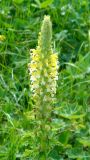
28 15 58 159
88 30 90 51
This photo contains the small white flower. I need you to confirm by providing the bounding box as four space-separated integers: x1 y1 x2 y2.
41 80 46 85
55 76 58 80
30 76 36 81
44 72 48 77
36 75 40 79
40 91 43 95
43 96 48 101
46 88 51 92
32 84 39 89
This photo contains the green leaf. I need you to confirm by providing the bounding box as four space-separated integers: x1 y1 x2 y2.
55 104 85 120
59 130 70 145
0 86 5 97
60 113 85 120
49 147 60 160
41 0 53 8
66 147 83 159
78 137 90 147
2 111 14 127
13 0 24 4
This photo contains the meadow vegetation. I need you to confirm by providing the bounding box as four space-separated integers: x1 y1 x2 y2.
0 0 90 159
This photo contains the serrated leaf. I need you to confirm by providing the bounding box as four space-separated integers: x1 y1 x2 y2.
66 147 83 159
78 137 90 147
55 104 85 120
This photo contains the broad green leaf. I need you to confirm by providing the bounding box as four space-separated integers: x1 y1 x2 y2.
67 147 90 159
66 148 83 159
55 104 85 120
78 137 90 147
59 130 70 145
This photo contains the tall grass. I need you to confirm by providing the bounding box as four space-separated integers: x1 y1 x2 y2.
0 0 90 159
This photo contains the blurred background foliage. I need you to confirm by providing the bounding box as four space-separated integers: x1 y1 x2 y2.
0 0 90 159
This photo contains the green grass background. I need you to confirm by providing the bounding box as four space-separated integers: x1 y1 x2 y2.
0 0 90 159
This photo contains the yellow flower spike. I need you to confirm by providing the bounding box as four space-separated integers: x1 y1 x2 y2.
28 15 58 105
28 15 59 157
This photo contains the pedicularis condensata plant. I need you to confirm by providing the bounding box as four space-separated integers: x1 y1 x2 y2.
28 15 58 159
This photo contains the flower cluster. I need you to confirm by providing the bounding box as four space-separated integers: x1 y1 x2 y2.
28 16 58 106
0 35 6 41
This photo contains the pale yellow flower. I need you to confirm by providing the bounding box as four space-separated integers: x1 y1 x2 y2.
0 35 6 41
28 16 58 104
